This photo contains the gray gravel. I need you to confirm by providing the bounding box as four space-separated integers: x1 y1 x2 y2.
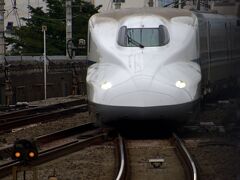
1 96 117 180
183 100 240 180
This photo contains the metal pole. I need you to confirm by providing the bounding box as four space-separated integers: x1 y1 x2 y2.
66 0 72 58
206 21 211 85
155 0 158 7
196 0 200 10
42 26 47 100
0 0 4 64
44 30 47 100
179 0 181 9
28 0 30 19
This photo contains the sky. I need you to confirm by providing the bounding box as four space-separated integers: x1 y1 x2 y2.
4 0 46 28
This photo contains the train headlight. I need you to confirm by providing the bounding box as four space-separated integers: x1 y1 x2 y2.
175 80 186 88
101 82 112 90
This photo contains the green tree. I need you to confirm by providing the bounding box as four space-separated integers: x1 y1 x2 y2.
5 0 101 56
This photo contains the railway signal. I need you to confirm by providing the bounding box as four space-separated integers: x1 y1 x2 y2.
12 139 38 163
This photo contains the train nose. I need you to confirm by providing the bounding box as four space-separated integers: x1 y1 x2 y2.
110 91 178 107
87 62 201 108
101 76 193 107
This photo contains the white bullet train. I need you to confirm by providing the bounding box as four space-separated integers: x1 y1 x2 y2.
86 7 240 126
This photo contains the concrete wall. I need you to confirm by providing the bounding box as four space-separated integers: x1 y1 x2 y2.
0 57 87 105
8 72 73 102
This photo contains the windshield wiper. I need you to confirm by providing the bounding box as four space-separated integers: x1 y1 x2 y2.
127 35 144 48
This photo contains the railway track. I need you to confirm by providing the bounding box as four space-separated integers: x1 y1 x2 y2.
115 135 128 180
0 122 108 178
115 133 197 180
0 99 88 132
0 129 197 179
0 103 34 113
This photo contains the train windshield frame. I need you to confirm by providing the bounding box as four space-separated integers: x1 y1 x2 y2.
118 25 169 47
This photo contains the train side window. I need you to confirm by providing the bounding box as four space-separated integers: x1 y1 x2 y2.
118 26 127 46
159 25 170 45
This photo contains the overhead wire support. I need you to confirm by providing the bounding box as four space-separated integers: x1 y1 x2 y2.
6 0 21 27
12 0 20 26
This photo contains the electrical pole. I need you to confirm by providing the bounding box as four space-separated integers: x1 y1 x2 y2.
42 26 47 100
0 0 4 64
66 0 72 58
155 0 158 7
28 0 30 19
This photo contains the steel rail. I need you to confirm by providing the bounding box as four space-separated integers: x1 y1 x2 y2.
0 131 107 178
34 133 107 164
115 135 128 180
36 122 96 144
0 99 86 119
0 104 88 132
0 104 34 112
173 133 198 180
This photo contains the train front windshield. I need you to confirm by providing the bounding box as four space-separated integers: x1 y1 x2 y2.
127 28 160 47
118 25 169 47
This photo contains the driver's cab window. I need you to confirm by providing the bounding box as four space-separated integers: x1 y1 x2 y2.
117 25 169 47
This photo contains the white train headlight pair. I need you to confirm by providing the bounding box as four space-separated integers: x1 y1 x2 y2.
101 81 185 89
101 81 112 90
175 80 186 89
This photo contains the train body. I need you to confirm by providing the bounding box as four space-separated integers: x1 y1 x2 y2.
86 7 240 126
196 12 240 96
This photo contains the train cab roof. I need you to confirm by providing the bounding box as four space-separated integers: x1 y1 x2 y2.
91 7 194 23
